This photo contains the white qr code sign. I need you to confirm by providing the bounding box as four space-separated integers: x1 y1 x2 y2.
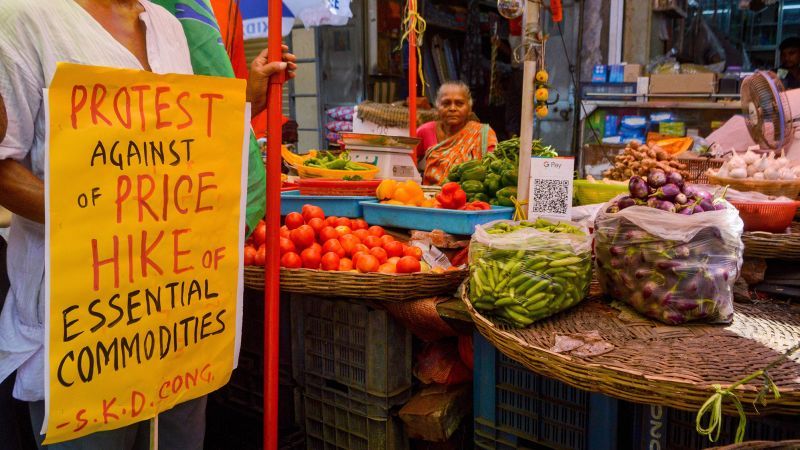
528 157 574 220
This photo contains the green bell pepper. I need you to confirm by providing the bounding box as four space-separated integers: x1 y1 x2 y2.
501 169 518 187
461 180 485 194
496 186 518 207
472 193 490 203
489 160 507 175
484 173 502 195
461 165 487 182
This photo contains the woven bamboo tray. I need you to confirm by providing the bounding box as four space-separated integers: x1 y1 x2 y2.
244 265 467 301
742 223 800 260
461 286 800 415
680 156 724 184
708 174 800 199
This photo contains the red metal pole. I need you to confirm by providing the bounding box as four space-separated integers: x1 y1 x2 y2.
408 0 417 138
264 0 283 449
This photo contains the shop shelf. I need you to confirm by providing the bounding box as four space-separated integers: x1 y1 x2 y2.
624 401 800 449
303 381 409 450
290 295 413 402
281 190 374 218
473 332 619 450
360 201 514 235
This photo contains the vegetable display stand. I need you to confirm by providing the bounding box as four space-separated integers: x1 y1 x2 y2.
461 285 800 416
742 223 800 260
280 191 374 218
707 174 800 199
474 333 620 450
360 201 515 236
622 401 800 449
297 179 381 196
282 146 380 180
243 266 467 301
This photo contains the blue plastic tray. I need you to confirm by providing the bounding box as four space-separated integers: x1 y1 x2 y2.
359 201 514 235
281 191 374 218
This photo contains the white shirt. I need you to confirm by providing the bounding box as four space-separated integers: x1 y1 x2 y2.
0 0 193 401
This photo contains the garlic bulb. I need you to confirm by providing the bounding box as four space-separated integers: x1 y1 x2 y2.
746 163 759 177
752 172 765 180
743 149 759 165
779 168 796 180
775 149 789 169
727 152 747 169
717 166 730 178
793 165 800 177
764 167 780 180
756 154 770 172
729 167 748 179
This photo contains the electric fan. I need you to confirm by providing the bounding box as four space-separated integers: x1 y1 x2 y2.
740 70 800 159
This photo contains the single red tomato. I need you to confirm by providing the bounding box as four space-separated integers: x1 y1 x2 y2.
379 235 395 246
356 254 380 273
351 219 368 230
339 235 360 256
363 235 383 249
325 216 339 227
300 247 322 269
279 237 296 256
302 204 325 223
334 217 352 228
378 262 397 274
396 256 421 273
339 257 354 271
307 217 326 235
253 221 267 246
387 256 401 265
255 245 266 266
280 225 290 239
285 212 305 230
322 239 346 258
290 225 315 249
395 256 421 273
369 246 388 264
353 229 370 241
383 241 404 258
351 251 367 267
309 242 322 254
318 226 339 244
368 225 385 237
351 243 369 256
404 245 423 260
334 225 352 238
320 252 340 271
280 252 302 269
244 246 257 266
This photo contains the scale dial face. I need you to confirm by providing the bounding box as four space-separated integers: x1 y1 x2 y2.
497 0 524 19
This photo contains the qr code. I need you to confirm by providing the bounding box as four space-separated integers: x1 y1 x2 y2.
530 179 569 215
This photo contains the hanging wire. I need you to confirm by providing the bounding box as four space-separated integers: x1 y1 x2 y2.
399 0 428 97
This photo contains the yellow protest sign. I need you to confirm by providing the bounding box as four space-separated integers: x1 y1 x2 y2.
44 63 248 444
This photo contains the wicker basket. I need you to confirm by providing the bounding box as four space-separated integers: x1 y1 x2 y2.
742 223 800 260
679 156 725 184
710 441 800 450
243 265 467 301
708 174 800 198
297 179 381 197
460 286 800 415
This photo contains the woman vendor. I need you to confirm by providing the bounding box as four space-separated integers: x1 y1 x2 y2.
416 81 498 185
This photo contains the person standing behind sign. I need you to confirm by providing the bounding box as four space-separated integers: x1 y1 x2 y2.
0 1 294 449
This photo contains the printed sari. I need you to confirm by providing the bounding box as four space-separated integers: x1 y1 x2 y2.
423 121 497 185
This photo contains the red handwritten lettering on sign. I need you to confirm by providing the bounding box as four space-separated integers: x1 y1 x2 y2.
69 84 224 137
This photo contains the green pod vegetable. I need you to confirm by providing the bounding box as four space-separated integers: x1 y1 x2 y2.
550 256 583 267
505 309 534 326
494 297 518 307
525 279 550 297
508 274 529 288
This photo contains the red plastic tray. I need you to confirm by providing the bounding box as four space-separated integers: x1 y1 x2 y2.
730 200 800 233
297 178 380 197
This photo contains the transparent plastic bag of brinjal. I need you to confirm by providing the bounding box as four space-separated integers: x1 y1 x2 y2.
468 218 593 328
594 196 744 325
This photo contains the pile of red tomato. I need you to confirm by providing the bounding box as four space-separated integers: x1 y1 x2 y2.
244 204 424 274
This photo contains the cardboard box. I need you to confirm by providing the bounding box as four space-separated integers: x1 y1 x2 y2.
624 64 642 82
398 385 470 442
649 73 718 94
592 65 608 83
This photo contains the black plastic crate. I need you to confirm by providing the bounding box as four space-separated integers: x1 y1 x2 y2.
474 332 619 450
303 380 408 450
626 401 800 449
291 295 412 400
